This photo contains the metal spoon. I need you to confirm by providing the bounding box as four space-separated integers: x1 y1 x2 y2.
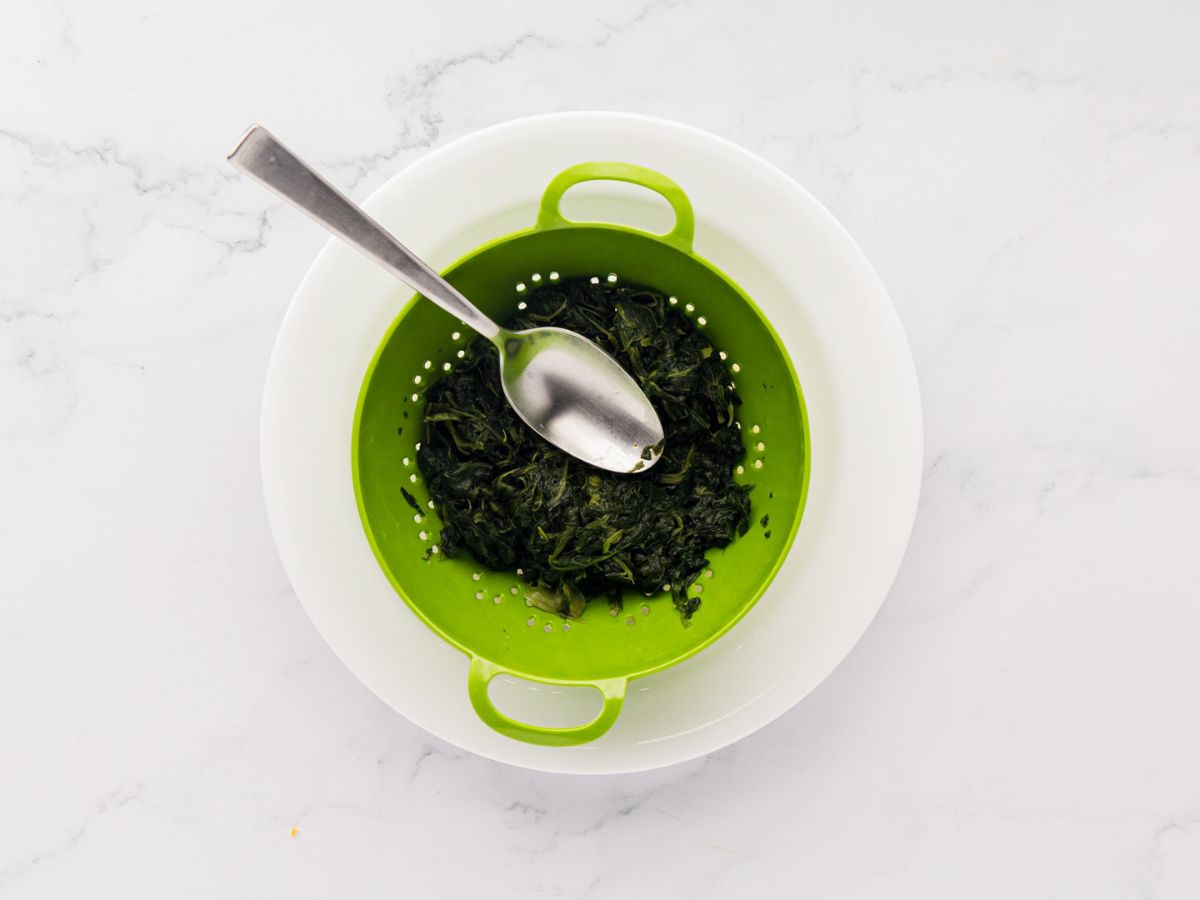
228 126 663 473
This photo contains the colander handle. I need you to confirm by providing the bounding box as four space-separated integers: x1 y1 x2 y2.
467 656 627 746
536 162 696 253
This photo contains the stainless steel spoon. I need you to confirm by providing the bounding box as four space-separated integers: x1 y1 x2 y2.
228 126 663 473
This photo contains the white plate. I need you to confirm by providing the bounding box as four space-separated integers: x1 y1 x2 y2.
261 112 922 773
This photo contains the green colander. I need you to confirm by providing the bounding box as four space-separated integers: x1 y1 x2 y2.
353 162 810 746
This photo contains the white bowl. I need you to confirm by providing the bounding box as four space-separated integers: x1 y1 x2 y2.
261 112 922 773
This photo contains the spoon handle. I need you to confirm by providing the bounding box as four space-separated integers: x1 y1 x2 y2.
228 125 500 340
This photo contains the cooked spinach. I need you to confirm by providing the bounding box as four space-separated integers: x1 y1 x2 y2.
416 277 750 623
400 487 422 514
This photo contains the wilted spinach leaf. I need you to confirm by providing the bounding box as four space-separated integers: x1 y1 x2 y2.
417 277 750 623
400 487 422 514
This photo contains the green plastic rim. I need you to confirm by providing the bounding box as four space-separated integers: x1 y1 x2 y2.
352 162 811 746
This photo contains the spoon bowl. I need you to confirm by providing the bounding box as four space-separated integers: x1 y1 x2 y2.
228 125 663 472
499 326 663 472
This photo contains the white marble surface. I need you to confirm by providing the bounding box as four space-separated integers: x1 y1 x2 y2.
2 0 1199 896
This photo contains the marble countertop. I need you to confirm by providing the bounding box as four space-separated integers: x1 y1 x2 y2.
3 1 1199 896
